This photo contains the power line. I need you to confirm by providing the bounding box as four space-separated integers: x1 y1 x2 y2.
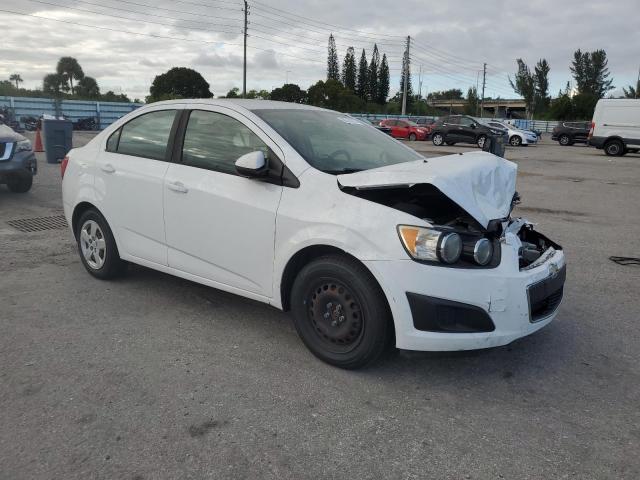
249 0 405 39
96 0 243 23
0 7 324 64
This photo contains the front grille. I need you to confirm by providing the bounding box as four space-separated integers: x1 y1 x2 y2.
527 265 566 322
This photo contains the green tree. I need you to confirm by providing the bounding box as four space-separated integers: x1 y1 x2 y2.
101 90 131 102
56 57 84 95
43 73 65 97
341 46 356 92
464 86 479 115
399 48 413 106
427 89 464 100
269 83 306 103
509 59 536 117
623 80 640 98
367 44 380 102
225 87 240 98
376 54 390 104
307 79 364 112
570 49 614 98
9 73 23 89
148 67 213 102
534 59 550 112
356 49 368 100
327 34 340 82
76 76 100 98
246 89 270 100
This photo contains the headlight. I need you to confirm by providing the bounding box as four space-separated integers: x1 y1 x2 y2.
466 238 493 266
398 225 462 264
15 139 32 153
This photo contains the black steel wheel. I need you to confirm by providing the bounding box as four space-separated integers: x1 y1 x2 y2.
290 254 392 369
604 139 625 157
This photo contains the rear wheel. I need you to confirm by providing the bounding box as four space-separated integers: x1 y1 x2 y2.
6 174 33 193
76 209 126 279
509 135 522 146
408 133 417 141
290 255 391 369
559 134 572 146
604 139 625 157
432 133 444 146
477 135 487 149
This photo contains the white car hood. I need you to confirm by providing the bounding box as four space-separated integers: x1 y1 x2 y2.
337 151 517 228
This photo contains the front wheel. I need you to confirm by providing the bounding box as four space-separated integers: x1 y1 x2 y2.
76 209 127 279
408 133 417 141
477 135 487 149
290 255 392 369
6 174 33 193
509 135 522 147
432 133 444 146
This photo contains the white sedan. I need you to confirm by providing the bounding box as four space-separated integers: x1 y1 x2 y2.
61 100 565 369
485 120 539 146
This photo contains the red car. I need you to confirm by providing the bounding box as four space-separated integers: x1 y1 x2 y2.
379 119 429 141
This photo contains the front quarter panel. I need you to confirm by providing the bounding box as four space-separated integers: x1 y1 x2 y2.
271 168 426 308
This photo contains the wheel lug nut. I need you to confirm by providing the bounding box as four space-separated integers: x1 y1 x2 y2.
323 313 330 320
339 316 345 323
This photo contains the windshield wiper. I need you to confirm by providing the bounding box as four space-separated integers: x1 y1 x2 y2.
322 168 363 174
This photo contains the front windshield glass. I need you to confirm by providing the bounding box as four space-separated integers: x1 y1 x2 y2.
252 109 422 174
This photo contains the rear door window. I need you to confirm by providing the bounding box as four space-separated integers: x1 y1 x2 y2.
116 110 177 160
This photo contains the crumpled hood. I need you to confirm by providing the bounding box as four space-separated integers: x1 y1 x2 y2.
0 124 26 143
337 151 517 228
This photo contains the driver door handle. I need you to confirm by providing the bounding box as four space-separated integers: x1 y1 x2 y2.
167 181 189 194
100 163 115 174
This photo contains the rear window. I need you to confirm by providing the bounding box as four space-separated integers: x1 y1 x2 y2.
116 110 177 160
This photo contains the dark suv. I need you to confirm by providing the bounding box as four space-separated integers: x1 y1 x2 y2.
431 115 500 148
0 124 37 192
551 122 590 146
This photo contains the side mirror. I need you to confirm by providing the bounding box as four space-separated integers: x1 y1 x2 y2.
235 151 268 177
471 123 477 129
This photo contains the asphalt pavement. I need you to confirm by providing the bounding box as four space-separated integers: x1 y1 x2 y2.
1 132 639 479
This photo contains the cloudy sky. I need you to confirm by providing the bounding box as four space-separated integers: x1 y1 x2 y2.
1 0 638 101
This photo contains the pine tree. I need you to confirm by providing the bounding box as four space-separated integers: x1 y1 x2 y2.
509 59 536 116
367 44 380 102
341 47 356 92
377 53 390 104
356 49 368 100
570 49 614 98
327 34 340 82
399 48 413 104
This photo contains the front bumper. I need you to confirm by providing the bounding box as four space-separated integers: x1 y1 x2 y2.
364 233 566 351
521 136 539 145
0 149 38 178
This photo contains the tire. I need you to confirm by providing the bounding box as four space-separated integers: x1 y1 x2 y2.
509 135 522 147
408 133 417 141
290 254 392 369
75 209 127 280
6 174 33 193
604 139 625 157
559 134 572 146
476 135 487 149
432 133 444 146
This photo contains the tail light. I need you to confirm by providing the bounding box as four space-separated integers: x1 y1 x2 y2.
588 122 595 139
61 156 69 179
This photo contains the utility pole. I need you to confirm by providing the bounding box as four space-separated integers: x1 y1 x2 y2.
418 64 423 115
476 70 480 117
242 0 249 98
480 62 487 118
401 35 411 115
636 64 640 98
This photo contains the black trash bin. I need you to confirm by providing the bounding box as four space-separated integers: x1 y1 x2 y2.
41 118 73 164
482 132 508 158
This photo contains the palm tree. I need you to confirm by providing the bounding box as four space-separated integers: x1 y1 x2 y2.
9 73 23 89
56 57 84 95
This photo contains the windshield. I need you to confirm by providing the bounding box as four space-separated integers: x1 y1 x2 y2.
252 109 422 174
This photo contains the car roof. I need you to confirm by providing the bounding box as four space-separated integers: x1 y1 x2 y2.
140 98 328 112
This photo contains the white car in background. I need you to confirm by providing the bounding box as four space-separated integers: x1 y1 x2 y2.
484 120 539 147
61 100 566 369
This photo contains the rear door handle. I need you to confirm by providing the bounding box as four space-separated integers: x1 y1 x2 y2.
101 163 115 174
167 181 189 194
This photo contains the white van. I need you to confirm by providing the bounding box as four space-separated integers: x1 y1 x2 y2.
589 99 640 156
